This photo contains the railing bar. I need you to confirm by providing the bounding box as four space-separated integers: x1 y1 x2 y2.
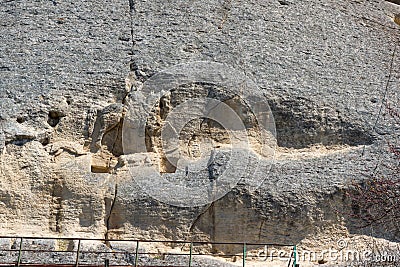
0 250 295 257
75 239 81 267
0 235 297 267
188 242 193 267
293 245 297 267
134 240 139 267
242 243 246 267
0 236 294 247
16 237 23 267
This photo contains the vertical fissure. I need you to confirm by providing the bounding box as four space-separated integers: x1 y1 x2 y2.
128 0 136 64
218 0 233 29
105 182 118 246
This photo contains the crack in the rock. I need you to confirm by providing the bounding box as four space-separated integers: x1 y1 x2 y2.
128 0 135 12
190 203 213 233
128 0 136 65
105 182 118 247
189 202 216 248
258 220 265 241
218 0 233 29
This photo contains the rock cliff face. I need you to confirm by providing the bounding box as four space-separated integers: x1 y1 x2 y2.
0 0 399 253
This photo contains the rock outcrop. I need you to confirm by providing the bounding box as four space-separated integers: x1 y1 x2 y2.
1 0 400 258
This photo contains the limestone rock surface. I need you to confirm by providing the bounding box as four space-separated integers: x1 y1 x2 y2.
0 0 400 257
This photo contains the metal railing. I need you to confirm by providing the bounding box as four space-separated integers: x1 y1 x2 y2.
0 236 297 267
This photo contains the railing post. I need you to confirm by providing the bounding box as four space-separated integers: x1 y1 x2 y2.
134 240 139 267
293 245 297 267
188 242 193 267
242 243 246 267
104 258 109 267
75 239 81 267
16 237 23 267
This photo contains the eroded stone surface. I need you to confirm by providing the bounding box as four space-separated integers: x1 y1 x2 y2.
0 0 400 257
